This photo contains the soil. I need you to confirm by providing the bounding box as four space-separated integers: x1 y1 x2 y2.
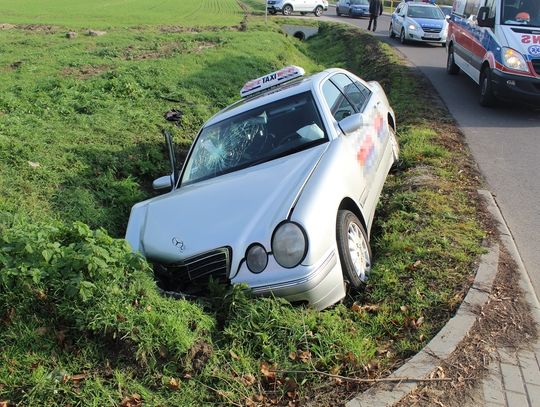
395 248 538 407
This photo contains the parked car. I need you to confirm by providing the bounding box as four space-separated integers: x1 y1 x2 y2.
267 0 328 16
125 66 399 310
389 1 448 46
336 0 370 18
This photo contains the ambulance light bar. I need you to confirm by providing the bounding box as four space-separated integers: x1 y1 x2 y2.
240 65 305 98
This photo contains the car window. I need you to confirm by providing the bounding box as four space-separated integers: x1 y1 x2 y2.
181 92 327 185
330 73 370 113
322 80 355 121
407 5 445 19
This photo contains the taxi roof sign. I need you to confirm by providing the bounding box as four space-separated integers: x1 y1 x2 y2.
240 65 305 98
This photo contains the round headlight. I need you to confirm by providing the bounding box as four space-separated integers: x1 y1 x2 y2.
408 24 417 30
271 222 307 268
246 243 268 273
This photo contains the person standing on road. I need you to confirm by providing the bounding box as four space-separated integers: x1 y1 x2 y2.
367 0 384 32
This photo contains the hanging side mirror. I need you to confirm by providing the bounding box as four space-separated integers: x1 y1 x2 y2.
152 129 180 192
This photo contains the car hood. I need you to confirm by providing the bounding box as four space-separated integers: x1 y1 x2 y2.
410 17 445 30
135 144 328 264
500 25 540 61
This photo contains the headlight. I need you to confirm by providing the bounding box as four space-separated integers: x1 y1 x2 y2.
246 243 268 273
502 47 529 72
408 24 418 30
271 221 307 268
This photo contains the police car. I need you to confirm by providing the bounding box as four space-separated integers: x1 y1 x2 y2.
125 66 399 310
390 1 448 46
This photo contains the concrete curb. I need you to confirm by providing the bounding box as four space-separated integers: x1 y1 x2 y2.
346 189 502 407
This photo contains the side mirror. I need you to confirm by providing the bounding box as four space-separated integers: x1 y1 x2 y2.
163 129 180 190
152 175 173 191
445 14 450 20
338 112 367 136
477 6 493 27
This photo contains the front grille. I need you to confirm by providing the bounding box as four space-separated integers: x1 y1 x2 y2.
532 59 540 76
423 27 442 33
154 247 232 294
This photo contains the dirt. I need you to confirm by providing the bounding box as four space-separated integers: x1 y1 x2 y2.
123 41 217 60
394 248 537 407
61 65 110 79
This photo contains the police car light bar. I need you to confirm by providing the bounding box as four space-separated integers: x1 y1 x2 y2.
240 65 305 98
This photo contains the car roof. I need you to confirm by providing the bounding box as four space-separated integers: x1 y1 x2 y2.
203 68 339 128
406 2 439 7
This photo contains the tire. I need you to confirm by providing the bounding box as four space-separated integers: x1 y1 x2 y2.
389 23 395 38
314 6 323 17
336 210 372 289
336 7 341 16
282 4 293 15
446 45 460 75
400 28 407 44
269 9 277 15
479 67 497 107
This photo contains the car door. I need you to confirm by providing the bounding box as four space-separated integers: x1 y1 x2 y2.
393 3 406 34
322 73 386 209
300 0 313 12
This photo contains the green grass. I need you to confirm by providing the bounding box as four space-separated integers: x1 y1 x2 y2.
0 6 486 407
0 0 244 28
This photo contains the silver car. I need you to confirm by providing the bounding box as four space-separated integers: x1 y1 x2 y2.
126 66 399 310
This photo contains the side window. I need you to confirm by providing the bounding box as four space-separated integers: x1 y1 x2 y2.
322 80 355 122
330 73 370 113
484 0 496 22
464 0 482 18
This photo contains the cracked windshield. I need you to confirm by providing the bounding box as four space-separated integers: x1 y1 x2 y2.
502 0 540 26
181 91 327 185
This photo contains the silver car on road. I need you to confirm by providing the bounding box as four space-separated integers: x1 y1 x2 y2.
126 66 399 310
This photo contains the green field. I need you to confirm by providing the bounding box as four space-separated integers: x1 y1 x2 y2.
0 1 487 405
0 0 244 27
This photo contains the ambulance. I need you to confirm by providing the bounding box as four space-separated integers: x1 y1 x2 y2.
446 0 540 106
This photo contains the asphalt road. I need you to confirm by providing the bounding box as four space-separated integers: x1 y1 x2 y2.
320 11 540 298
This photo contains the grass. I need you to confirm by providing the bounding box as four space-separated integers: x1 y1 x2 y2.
0 4 487 407
0 0 244 28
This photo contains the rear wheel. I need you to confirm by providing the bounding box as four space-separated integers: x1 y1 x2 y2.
479 67 497 107
269 9 277 15
314 5 323 17
336 7 341 16
446 45 460 74
389 23 395 38
282 4 293 15
336 210 372 289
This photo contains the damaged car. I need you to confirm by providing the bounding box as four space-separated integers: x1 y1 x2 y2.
125 66 399 310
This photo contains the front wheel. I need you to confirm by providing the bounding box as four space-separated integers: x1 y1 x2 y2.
389 23 395 38
479 68 497 107
314 6 323 17
446 45 460 74
336 210 372 289
282 4 293 15
400 28 407 44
